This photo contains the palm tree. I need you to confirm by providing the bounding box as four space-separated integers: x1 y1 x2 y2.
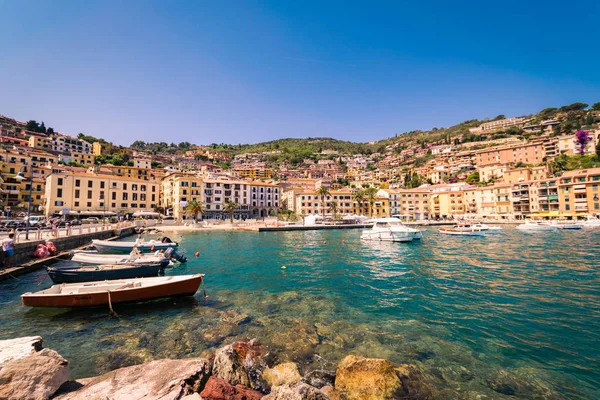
223 200 239 224
364 187 378 217
352 190 366 216
327 201 339 224
315 186 330 216
184 199 205 222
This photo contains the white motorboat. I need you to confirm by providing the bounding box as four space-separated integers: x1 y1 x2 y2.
516 221 556 231
581 216 600 229
439 223 485 236
551 221 583 230
92 237 179 253
360 218 423 242
71 250 170 268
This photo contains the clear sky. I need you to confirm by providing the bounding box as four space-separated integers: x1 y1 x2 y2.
0 1 598 146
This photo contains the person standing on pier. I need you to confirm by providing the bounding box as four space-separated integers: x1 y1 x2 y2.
2 233 15 269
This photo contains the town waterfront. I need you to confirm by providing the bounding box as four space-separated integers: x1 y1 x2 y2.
1 227 599 398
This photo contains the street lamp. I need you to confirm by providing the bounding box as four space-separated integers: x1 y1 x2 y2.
98 195 106 225
14 166 33 240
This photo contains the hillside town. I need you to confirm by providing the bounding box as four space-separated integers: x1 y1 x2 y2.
1 102 600 225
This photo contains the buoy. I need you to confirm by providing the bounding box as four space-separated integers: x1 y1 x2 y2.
150 246 155 251
195 252 200 257
342 240 345 244
323 241 327 244
281 265 286 269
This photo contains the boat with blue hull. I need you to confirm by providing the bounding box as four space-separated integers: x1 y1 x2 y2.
46 264 164 284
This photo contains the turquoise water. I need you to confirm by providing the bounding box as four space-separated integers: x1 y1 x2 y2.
1 227 599 398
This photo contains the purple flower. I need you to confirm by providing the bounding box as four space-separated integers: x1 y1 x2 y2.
575 130 592 155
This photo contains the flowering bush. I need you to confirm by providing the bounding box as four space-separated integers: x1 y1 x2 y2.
575 130 592 155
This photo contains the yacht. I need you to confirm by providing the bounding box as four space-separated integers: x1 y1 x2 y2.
581 216 600 229
516 221 556 231
471 223 503 233
360 218 423 242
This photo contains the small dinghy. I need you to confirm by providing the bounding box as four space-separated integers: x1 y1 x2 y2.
22 274 205 308
46 264 165 284
71 246 170 267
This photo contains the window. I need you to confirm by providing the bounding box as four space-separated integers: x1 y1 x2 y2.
112 203 116 208
87 190 92 199
57 188 63 197
88 180 93 188
75 190 80 198
100 181 105 189
87 202 92 207
57 178 63 185
123 183 127 190
74 201 79 207
141 185 146 191
75 179 80 187
132 184 138 190
112 192 116 200
121 203 127 208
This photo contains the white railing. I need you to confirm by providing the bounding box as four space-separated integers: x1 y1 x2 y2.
12 222 134 243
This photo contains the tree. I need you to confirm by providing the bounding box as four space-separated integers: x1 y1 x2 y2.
39 121 46 133
559 102 588 112
26 120 40 132
592 102 600 111
327 201 339 223
575 130 592 155
184 200 205 222
596 139 600 160
46 127 54 135
315 186 330 216
223 201 238 224
353 190 366 216
466 171 480 184
364 187 378 217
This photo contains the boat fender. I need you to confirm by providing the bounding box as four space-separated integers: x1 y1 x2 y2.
195 252 200 257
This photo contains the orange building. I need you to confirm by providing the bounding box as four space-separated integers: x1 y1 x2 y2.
475 143 545 167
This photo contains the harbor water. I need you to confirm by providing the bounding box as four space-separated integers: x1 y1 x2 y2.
0 227 598 398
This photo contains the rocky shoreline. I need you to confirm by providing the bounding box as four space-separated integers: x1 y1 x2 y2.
0 333 566 400
1 335 444 400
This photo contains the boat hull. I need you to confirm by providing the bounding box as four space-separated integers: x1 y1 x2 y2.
71 252 169 268
360 230 422 242
47 265 163 284
439 229 484 236
516 225 555 231
22 275 203 308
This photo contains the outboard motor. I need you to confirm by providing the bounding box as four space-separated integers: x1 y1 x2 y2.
161 236 173 243
163 247 187 263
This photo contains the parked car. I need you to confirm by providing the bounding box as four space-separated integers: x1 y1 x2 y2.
81 217 99 224
25 216 46 227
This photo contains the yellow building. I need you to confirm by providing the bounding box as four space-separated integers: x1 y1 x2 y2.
386 188 430 220
557 168 600 216
353 190 390 218
291 189 354 217
72 152 95 167
234 167 273 179
92 142 104 156
28 135 51 150
44 172 159 216
102 165 156 181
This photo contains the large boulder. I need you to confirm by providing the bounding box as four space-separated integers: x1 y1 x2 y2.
232 338 273 392
263 381 330 400
0 336 43 364
54 358 210 400
262 362 302 387
212 344 252 387
334 355 433 400
0 348 69 400
199 376 264 400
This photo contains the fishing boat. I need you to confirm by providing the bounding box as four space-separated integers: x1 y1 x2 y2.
92 237 179 253
439 223 485 236
516 221 556 231
46 264 164 284
360 218 423 242
21 274 204 308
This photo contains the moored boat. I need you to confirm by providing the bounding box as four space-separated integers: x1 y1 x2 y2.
70 251 170 268
46 264 164 284
581 216 600 229
516 221 555 231
439 223 485 236
360 218 423 242
92 237 179 253
21 274 204 308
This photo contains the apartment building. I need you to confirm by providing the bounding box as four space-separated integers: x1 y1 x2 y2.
469 117 532 133
557 168 600 216
475 143 545 167
102 165 157 181
291 190 354 217
511 182 532 218
134 157 152 169
233 165 273 179
503 166 549 184
51 135 92 154
92 142 104 156
387 188 430 220
72 152 95 166
28 134 51 150
44 172 159 216
529 179 560 216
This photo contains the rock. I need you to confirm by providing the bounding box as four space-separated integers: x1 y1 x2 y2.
263 381 330 400
212 344 251 387
221 310 251 325
0 335 43 364
53 358 210 400
0 348 69 400
199 376 264 400
395 364 434 400
334 355 402 400
319 385 340 400
487 368 558 398
302 369 336 389
262 362 302 387
231 338 273 393
181 393 202 400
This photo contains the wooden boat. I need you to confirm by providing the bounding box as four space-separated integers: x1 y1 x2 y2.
21 274 204 308
439 224 485 236
92 237 179 253
46 264 164 284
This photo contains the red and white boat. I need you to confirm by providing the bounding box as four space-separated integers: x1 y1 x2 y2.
21 274 204 308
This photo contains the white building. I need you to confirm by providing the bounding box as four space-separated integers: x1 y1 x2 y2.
51 134 92 154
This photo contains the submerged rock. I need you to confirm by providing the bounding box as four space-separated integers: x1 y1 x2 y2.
334 355 403 400
487 368 559 399
231 338 273 392
199 376 264 400
0 348 69 400
212 344 252 387
54 358 210 400
302 368 336 389
262 362 302 387
263 381 330 400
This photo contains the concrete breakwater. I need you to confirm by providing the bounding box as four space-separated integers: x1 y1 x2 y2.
0 335 441 400
0 226 136 282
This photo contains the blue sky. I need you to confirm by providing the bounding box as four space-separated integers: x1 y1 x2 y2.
0 1 598 146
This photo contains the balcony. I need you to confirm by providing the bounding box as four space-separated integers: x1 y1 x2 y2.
573 185 586 193
575 205 588 211
548 195 559 202
574 197 587 203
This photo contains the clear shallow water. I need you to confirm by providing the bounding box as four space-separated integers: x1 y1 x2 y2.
1 227 599 399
